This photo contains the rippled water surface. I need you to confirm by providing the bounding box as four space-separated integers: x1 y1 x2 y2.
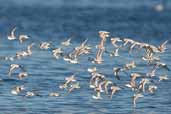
0 1 171 114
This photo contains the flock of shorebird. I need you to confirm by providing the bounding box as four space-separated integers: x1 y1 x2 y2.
0 27 170 108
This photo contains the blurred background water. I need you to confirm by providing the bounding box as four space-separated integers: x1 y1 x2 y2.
0 0 171 114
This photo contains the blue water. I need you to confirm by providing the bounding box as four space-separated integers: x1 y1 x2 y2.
0 1 171 114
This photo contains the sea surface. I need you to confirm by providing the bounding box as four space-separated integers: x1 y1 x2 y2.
0 1 171 114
